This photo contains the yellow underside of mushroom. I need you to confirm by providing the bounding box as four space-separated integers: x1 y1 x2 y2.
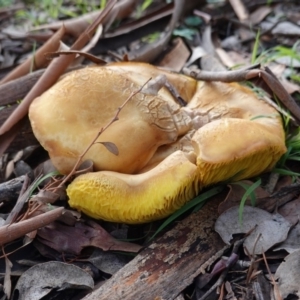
67 151 200 223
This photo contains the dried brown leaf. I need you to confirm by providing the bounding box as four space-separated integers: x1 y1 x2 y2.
130 0 184 62
278 197 300 226
158 38 190 72
88 248 127 275
48 50 107 65
13 261 94 300
37 221 142 255
249 6 272 25
105 2 173 38
275 249 300 298
215 206 291 255
99 142 119 156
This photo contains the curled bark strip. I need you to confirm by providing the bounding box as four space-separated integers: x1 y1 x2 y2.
0 27 65 85
0 0 117 157
0 207 64 246
47 50 107 65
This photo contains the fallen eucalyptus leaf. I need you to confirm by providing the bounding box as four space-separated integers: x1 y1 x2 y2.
37 221 142 255
88 248 127 275
274 223 300 253
278 197 300 226
275 249 300 298
13 261 94 300
215 206 291 254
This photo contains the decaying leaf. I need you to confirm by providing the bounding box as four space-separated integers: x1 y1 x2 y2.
275 249 300 299
13 261 94 300
274 223 300 253
278 197 300 226
37 220 142 255
215 206 291 254
87 248 128 275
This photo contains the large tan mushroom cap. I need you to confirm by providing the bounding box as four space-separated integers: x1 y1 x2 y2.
29 62 287 223
29 65 193 174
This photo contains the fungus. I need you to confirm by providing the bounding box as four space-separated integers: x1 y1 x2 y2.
29 65 193 174
67 151 199 223
29 62 287 223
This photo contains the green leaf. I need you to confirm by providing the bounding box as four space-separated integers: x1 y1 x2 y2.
184 16 202 27
273 168 300 177
141 0 152 11
173 28 197 40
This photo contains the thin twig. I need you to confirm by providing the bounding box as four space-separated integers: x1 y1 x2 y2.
182 65 260 82
262 252 282 300
0 207 64 247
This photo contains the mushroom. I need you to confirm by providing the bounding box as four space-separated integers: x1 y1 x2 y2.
67 150 199 223
29 64 193 174
29 62 287 223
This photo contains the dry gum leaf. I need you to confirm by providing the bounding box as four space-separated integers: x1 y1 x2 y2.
275 249 300 299
13 261 94 300
215 205 291 255
37 220 142 255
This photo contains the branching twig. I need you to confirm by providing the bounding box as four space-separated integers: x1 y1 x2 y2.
183 66 300 123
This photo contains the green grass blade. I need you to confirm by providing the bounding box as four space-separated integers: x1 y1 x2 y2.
29 171 61 198
238 179 261 225
251 29 261 64
273 168 300 177
149 185 224 241
232 181 257 206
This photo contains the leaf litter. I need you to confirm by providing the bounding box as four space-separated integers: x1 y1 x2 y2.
0 0 300 299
